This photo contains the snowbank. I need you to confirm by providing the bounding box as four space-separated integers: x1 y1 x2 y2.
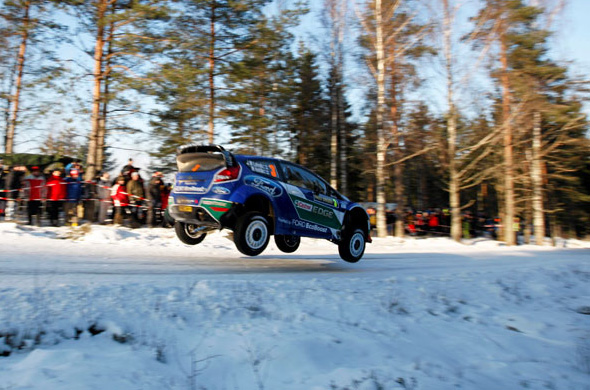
0 223 589 389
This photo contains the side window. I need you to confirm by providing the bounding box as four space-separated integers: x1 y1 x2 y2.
282 163 328 195
246 159 279 179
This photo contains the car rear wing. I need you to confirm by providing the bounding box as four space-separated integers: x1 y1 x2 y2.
176 144 236 168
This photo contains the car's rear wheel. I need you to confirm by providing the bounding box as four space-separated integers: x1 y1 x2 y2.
234 211 270 256
338 228 366 263
274 234 300 253
174 221 207 245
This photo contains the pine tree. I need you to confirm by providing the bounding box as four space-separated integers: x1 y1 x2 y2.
290 43 330 176
403 103 446 212
39 126 86 159
359 0 433 237
226 6 304 156
321 0 349 193
0 0 65 154
68 0 170 180
166 0 272 145
469 0 589 243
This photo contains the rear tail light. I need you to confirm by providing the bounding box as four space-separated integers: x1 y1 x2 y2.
214 166 240 182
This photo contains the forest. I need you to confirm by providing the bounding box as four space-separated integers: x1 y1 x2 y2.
0 0 588 243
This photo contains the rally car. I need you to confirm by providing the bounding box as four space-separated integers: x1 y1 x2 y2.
168 145 370 263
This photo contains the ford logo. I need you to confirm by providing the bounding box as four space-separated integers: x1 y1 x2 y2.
244 176 283 197
212 186 231 195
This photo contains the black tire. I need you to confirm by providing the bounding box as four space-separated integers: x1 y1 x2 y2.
338 228 366 263
234 211 270 256
274 234 300 253
174 221 207 245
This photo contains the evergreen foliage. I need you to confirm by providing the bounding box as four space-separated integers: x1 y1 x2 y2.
0 0 587 239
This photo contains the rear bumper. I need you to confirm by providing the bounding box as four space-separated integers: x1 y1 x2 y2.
169 199 240 229
169 205 221 228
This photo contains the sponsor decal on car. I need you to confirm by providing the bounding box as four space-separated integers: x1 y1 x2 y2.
244 175 283 197
290 194 343 230
246 161 278 177
200 198 233 221
294 199 313 212
292 219 329 233
211 186 231 195
314 193 339 208
174 179 209 194
278 217 292 226
173 196 198 205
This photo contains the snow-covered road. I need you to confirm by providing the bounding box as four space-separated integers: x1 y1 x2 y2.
1 223 589 390
1 223 587 281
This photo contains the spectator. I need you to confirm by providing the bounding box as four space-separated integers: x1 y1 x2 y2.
64 168 83 226
22 166 46 226
514 217 521 245
96 171 112 224
405 211 416 236
428 211 439 235
161 183 173 227
82 174 97 222
147 172 164 227
120 158 137 182
64 159 82 176
5 165 25 221
0 163 8 219
111 176 129 225
415 212 426 236
46 170 66 226
462 212 472 239
126 171 145 228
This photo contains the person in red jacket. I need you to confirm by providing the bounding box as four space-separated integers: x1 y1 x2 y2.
23 166 46 225
45 170 66 226
111 176 129 225
428 212 440 235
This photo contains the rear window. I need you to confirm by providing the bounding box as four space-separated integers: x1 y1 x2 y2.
177 152 226 172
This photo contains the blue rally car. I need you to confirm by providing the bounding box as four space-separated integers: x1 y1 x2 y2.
168 144 371 263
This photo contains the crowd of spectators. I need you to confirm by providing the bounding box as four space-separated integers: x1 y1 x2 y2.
0 158 171 228
1 158 519 239
366 206 508 239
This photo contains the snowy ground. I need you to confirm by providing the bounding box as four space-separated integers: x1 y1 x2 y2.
0 222 589 390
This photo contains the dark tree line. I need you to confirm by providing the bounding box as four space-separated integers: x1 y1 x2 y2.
0 0 588 241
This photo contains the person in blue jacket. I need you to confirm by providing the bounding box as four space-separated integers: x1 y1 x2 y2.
64 168 83 226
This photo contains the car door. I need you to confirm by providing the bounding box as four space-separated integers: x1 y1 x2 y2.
279 162 346 238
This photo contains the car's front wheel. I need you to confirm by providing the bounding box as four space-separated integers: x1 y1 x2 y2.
234 212 270 256
338 228 366 263
274 234 300 253
174 222 207 245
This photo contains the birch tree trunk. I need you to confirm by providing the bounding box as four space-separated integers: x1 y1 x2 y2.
338 73 348 195
375 0 388 238
330 74 338 189
531 110 545 245
207 2 216 144
5 0 30 155
325 0 347 192
500 36 515 245
97 15 115 174
442 0 462 241
86 0 108 181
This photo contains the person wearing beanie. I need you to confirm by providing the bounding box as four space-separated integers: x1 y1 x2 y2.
23 166 46 226
46 170 66 226
64 168 83 226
